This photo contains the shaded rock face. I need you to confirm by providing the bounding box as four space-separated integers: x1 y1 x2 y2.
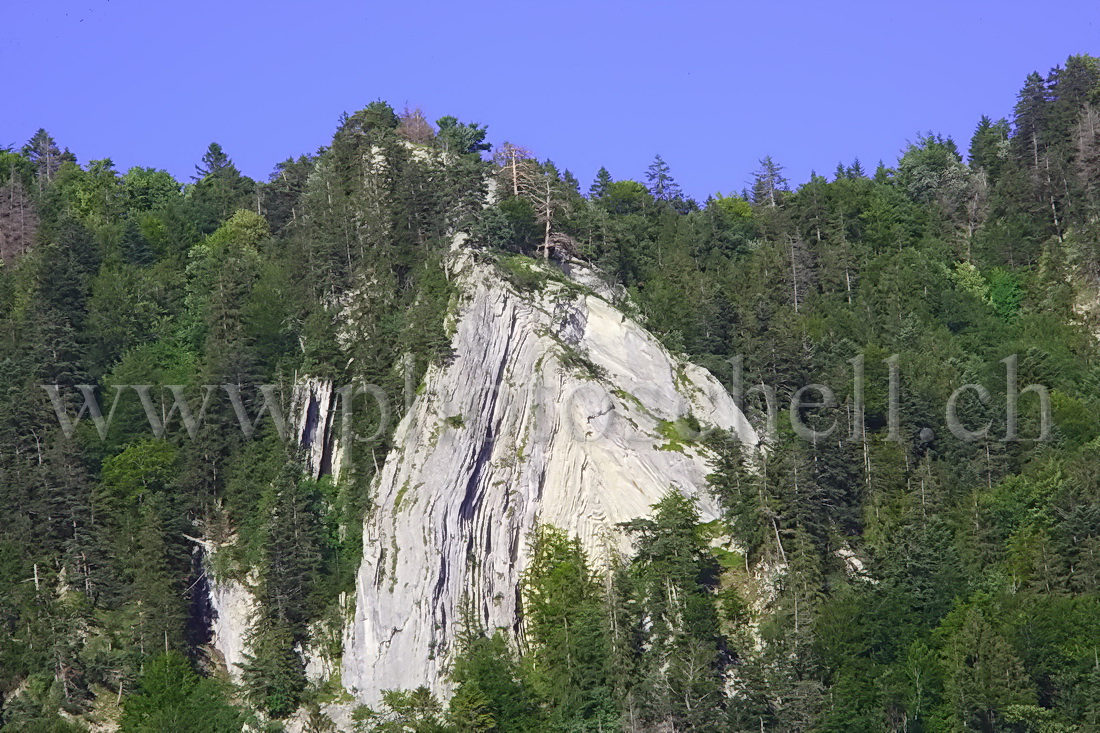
343 257 756 703
292 377 344 481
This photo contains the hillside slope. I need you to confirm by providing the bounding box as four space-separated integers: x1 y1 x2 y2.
339 253 756 702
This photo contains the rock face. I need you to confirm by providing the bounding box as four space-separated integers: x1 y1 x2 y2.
291 376 344 481
205 378 343 682
342 255 756 703
208 576 255 678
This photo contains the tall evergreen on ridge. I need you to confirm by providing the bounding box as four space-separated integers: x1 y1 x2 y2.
645 154 682 202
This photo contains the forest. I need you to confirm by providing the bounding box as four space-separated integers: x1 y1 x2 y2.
2 54 1100 732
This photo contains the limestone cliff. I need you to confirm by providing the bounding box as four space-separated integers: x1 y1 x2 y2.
341 254 756 703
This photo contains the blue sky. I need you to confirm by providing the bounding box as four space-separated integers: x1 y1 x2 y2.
3 0 1099 199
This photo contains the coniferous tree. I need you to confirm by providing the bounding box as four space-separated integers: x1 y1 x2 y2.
645 154 682 202
752 155 788 208
622 493 727 732
189 143 254 233
435 115 491 157
521 525 615 729
23 128 63 189
589 166 612 199
0 151 39 264
120 652 243 732
968 115 1011 182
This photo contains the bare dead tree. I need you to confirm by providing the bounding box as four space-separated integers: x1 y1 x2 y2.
493 142 534 198
1074 104 1100 217
397 105 435 145
492 143 575 259
787 235 815 313
965 167 990 247
517 168 573 260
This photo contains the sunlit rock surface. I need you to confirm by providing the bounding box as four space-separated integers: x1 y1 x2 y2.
342 255 756 703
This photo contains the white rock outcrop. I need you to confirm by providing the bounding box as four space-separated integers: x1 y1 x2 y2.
208 576 255 679
342 255 756 704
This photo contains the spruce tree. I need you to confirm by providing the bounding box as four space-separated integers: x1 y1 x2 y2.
23 128 63 189
645 154 682 201
589 166 613 199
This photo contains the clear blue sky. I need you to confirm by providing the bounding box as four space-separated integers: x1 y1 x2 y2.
4 0 1099 199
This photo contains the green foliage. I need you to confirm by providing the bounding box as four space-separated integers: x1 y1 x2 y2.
121 166 181 212
521 526 615 729
96 438 178 515
496 253 545 291
897 132 968 207
620 494 728 731
449 621 542 733
436 116 491 157
709 192 753 220
242 615 307 719
359 687 450 732
119 652 243 732
987 267 1023 320
187 143 255 233
5 59 1100 731
654 415 700 452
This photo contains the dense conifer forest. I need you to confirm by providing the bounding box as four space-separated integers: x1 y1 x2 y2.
3 55 1100 732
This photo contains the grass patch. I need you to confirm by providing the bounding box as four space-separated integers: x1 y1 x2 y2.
612 388 654 417
444 414 466 429
498 254 547 292
711 546 744 571
393 481 411 513
655 414 701 452
313 670 355 705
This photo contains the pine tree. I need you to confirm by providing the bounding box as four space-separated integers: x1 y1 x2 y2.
241 615 306 719
968 115 1011 181
752 155 788 207
120 217 155 267
622 493 727 732
0 153 39 264
1073 103 1100 214
1046 54 1100 145
645 154 682 201
23 129 63 189
705 431 766 553
188 143 253 232
193 142 232 180
262 154 314 233
448 682 497 732
435 115 491 157
239 466 323 718
131 497 186 658
521 525 614 728
939 605 1035 731
449 629 543 733
589 166 613 199
257 466 323 635
120 652 243 732
1014 72 1052 168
